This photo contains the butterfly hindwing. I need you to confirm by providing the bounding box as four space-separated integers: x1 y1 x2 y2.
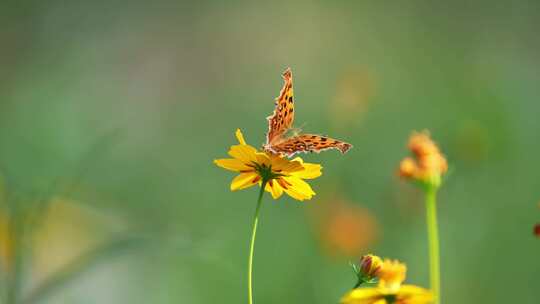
266 68 295 145
268 134 352 157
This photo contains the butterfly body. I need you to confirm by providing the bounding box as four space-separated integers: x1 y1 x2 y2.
263 68 352 157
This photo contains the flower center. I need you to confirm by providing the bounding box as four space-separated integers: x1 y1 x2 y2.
384 294 397 304
253 163 281 182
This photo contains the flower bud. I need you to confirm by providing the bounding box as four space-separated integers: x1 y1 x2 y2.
398 157 418 179
352 254 383 287
359 254 383 280
398 131 447 189
408 132 440 157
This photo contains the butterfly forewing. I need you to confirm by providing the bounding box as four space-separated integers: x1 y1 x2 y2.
268 134 352 157
265 68 295 145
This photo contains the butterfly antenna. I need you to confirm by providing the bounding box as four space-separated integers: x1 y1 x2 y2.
297 122 307 133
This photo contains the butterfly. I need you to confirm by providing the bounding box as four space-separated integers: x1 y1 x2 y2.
263 68 352 157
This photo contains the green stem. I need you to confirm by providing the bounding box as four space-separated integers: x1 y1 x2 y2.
425 187 441 304
248 180 267 304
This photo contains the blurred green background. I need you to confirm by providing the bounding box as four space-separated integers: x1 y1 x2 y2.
0 1 539 303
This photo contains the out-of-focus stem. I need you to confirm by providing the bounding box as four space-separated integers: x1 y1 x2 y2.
425 187 441 304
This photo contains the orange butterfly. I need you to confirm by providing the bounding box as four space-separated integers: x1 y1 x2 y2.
263 68 352 157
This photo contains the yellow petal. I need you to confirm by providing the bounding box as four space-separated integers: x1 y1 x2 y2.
228 144 259 164
214 158 252 172
282 176 316 201
255 152 272 167
341 288 383 304
270 155 304 173
397 285 433 303
264 179 283 199
291 156 304 163
230 172 260 191
291 162 322 179
235 129 247 145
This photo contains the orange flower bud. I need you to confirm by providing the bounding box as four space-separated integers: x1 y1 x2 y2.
408 132 440 157
398 131 447 188
398 157 418 178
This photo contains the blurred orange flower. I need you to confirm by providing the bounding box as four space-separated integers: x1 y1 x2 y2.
313 197 378 258
398 131 448 188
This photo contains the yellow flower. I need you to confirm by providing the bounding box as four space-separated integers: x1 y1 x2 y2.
342 259 433 304
214 129 322 201
398 131 447 188
377 259 407 293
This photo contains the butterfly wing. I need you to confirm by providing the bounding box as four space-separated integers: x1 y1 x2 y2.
265 68 295 146
264 69 352 157
267 134 352 157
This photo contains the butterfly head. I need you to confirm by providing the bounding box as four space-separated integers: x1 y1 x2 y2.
286 127 303 138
